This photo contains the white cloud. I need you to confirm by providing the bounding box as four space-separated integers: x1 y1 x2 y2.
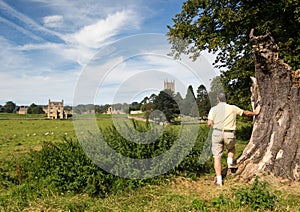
43 15 64 28
64 10 140 49
15 8 142 68
29 0 144 32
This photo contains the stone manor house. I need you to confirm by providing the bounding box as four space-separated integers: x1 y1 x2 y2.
44 99 69 119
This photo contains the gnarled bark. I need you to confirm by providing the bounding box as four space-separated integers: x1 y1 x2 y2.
236 30 300 181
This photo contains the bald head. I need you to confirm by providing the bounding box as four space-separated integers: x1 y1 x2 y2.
217 92 227 102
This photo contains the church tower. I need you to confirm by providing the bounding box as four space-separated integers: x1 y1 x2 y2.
164 80 175 93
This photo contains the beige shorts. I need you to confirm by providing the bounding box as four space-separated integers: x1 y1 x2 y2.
211 130 236 158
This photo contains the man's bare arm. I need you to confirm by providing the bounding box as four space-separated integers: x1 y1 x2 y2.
207 119 214 127
243 105 261 116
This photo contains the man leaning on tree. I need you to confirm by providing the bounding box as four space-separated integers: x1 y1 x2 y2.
207 92 260 186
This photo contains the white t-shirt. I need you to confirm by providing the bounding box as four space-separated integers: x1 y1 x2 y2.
208 102 244 130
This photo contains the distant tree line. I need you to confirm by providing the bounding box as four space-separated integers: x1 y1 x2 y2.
27 103 44 114
0 101 45 114
1 82 220 122
0 101 17 113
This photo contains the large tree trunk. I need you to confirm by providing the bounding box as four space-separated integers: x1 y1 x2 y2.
235 30 300 181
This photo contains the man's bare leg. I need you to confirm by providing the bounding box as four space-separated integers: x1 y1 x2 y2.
214 157 222 185
227 148 236 168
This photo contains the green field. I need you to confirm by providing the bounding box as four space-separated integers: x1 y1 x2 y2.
0 114 299 211
0 113 115 156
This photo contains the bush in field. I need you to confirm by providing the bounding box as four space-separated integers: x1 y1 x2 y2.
25 139 112 197
22 122 211 197
100 121 212 178
25 137 162 197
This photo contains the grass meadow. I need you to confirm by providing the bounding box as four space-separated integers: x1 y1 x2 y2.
0 114 299 211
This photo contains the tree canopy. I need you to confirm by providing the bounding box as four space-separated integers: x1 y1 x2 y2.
27 103 44 114
181 85 197 116
167 0 300 108
3 101 17 113
196 84 210 117
153 89 180 122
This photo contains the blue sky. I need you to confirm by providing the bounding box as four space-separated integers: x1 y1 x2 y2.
0 0 219 106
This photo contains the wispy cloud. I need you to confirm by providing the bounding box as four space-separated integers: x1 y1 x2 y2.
63 10 140 49
43 15 64 28
15 9 140 69
0 16 44 41
28 0 143 31
0 0 62 41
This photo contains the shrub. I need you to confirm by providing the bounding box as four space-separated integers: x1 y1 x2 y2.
190 199 208 211
24 138 163 197
211 194 233 210
24 138 112 197
20 123 211 196
234 177 277 210
0 166 18 188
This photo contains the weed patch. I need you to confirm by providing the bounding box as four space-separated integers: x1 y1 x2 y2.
234 177 277 210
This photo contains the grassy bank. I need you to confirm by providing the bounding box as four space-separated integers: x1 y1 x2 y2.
2 175 299 211
0 116 299 211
